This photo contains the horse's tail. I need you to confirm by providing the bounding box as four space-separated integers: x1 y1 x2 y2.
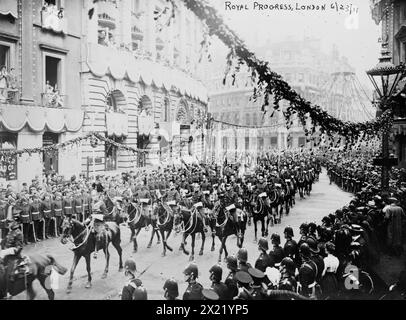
46 255 68 275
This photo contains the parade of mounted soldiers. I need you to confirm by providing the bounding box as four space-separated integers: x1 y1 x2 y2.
0 149 405 300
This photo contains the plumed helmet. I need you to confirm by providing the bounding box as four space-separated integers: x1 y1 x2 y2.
280 257 296 274
258 237 269 251
132 286 148 300
271 233 281 245
183 262 198 278
209 264 223 281
163 278 179 298
237 248 248 263
299 243 311 257
284 226 294 238
124 258 137 273
226 255 238 271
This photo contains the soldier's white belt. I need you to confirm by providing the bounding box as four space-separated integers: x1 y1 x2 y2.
167 201 176 206
64 207 72 209
258 192 267 198
44 210 51 213
275 183 282 187
55 209 62 212
285 179 291 182
32 212 39 215
139 199 150 204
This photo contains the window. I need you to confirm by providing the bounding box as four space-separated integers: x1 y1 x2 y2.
162 98 170 122
298 137 306 147
298 73 304 82
131 0 141 13
0 133 17 181
271 137 278 146
257 137 264 151
43 132 59 174
45 56 60 89
43 51 65 107
0 44 10 69
245 137 249 150
222 136 228 151
105 138 120 171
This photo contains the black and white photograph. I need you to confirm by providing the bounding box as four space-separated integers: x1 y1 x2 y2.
0 0 405 305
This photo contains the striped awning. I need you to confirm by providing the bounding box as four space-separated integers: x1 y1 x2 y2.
0 0 18 19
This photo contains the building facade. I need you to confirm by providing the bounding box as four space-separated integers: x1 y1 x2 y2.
371 0 406 168
80 0 208 175
0 0 83 189
207 38 371 164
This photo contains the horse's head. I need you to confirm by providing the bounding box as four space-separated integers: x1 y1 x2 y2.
173 209 185 233
60 217 74 245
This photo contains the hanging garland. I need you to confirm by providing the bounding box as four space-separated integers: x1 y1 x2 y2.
175 0 395 149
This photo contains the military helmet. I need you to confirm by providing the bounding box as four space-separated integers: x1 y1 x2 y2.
183 262 198 278
299 243 311 257
209 264 223 281
299 223 309 234
124 258 137 273
258 237 269 251
237 248 248 263
280 257 296 274
163 278 179 298
226 255 238 271
284 226 294 238
308 222 317 233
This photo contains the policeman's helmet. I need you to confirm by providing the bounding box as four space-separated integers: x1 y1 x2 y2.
226 255 238 271
183 262 198 279
163 278 179 298
271 233 281 245
124 258 137 274
258 237 269 252
280 257 296 274
209 264 223 282
237 248 248 263
284 226 294 238
299 243 311 257
308 222 317 233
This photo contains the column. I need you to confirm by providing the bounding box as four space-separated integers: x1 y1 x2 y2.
20 0 34 103
145 0 156 60
87 0 98 44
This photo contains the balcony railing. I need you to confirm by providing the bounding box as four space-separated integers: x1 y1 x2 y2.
41 4 67 34
41 92 67 109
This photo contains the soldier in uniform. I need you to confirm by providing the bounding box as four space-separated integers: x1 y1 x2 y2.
298 223 309 246
255 237 273 272
224 255 239 300
121 258 148 300
237 248 252 272
234 271 254 300
224 184 238 207
283 226 299 265
193 202 208 233
278 257 297 292
41 193 54 239
269 233 285 265
53 192 64 236
298 243 318 298
74 190 83 222
165 181 181 204
136 183 152 229
182 262 204 300
163 278 179 300
30 193 43 240
63 191 75 220
209 264 228 300
19 196 33 244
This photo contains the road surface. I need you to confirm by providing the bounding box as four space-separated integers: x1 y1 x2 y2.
15 169 353 300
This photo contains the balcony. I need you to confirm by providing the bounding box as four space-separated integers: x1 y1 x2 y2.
97 0 119 30
41 4 67 34
41 92 67 109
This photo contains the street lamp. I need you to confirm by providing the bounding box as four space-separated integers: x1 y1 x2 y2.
366 43 405 192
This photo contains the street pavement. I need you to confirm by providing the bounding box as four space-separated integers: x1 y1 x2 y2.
15 169 353 300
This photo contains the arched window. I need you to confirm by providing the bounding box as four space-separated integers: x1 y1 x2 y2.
106 92 117 112
162 98 170 122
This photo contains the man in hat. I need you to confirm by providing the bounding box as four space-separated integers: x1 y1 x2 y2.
269 233 285 265
248 268 267 300
19 196 33 244
255 237 273 272
277 257 297 292
307 237 324 283
183 262 203 300
224 255 239 299
233 271 254 300
298 243 318 298
283 226 300 266
41 192 54 239
224 183 238 208
53 192 63 236
384 197 405 256
30 193 43 240
209 264 228 300
163 278 179 300
136 182 152 224
193 202 208 233
237 248 252 272
121 258 147 300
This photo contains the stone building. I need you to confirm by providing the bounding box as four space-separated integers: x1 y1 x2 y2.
80 0 208 175
0 0 83 189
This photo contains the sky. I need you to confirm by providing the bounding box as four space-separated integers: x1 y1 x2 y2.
207 0 382 89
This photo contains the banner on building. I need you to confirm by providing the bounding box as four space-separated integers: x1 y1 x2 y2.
0 154 17 181
138 112 155 136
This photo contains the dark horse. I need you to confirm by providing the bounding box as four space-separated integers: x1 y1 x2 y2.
214 203 247 262
154 200 174 257
251 196 268 241
60 218 123 293
174 207 206 261
125 202 160 253
0 254 67 300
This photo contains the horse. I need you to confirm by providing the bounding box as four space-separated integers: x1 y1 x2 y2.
125 201 160 253
154 200 174 257
0 254 67 300
251 196 268 241
214 203 247 262
60 217 123 293
174 207 206 261
296 172 306 199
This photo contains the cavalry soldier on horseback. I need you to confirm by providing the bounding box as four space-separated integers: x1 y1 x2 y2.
209 264 228 299
192 202 208 233
255 237 273 272
136 182 153 230
121 258 148 300
182 262 204 300
163 278 179 300
225 255 239 300
224 184 238 207
165 181 181 204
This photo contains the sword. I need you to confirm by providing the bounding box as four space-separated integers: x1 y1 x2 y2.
136 262 153 279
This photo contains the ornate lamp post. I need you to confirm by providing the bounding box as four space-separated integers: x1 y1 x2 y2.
366 44 405 193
